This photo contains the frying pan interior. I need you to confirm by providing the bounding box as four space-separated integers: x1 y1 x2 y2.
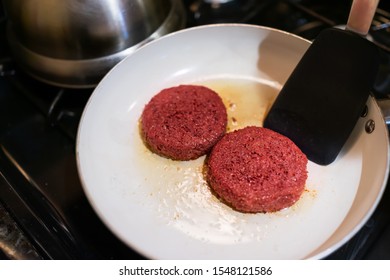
76 24 389 259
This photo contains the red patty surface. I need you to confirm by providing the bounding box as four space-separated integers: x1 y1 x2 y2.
207 126 308 213
141 85 227 160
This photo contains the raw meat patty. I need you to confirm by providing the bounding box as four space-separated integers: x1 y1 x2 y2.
207 126 308 213
141 85 227 160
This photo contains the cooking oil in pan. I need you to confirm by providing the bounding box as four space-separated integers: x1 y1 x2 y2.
199 78 278 130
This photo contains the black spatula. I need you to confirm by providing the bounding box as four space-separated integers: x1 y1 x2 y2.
263 0 381 165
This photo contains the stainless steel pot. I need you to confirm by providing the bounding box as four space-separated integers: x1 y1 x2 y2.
3 0 186 88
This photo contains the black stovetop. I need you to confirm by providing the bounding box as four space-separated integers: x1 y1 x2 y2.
1 0 390 259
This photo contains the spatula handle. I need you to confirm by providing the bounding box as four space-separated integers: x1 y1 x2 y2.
347 0 380 36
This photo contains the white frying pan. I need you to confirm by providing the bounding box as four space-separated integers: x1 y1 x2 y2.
76 24 389 259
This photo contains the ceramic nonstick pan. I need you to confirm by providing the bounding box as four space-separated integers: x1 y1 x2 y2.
76 24 389 259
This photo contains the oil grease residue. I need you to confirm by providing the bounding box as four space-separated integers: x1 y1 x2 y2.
198 79 278 130
133 78 315 245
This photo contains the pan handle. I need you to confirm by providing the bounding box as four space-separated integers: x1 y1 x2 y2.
374 48 390 126
377 99 390 126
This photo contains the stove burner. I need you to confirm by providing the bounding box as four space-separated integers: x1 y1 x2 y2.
186 0 270 25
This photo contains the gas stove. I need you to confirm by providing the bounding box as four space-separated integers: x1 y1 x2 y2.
1 0 390 259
